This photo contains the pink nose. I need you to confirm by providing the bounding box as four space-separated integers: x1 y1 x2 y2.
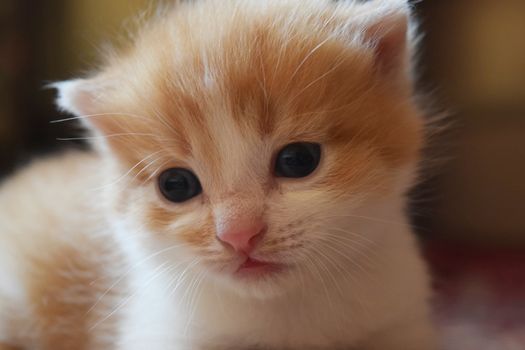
217 219 267 254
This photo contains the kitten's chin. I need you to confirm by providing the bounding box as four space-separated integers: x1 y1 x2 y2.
211 257 295 298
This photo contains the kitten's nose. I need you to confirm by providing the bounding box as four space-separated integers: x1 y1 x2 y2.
216 219 267 254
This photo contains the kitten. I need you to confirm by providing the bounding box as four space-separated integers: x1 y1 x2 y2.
0 0 437 349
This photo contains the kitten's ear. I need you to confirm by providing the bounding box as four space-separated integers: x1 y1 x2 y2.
54 79 100 118
53 77 149 152
53 78 116 136
356 1 414 79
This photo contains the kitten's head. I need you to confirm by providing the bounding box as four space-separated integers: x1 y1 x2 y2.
55 0 423 297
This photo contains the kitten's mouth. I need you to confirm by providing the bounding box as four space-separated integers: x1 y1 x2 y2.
235 257 283 278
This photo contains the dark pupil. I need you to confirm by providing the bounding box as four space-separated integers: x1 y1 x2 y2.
159 168 202 203
165 175 188 192
275 142 321 178
283 151 313 167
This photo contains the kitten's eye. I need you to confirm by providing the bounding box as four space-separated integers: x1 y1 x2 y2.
274 142 321 178
158 168 202 203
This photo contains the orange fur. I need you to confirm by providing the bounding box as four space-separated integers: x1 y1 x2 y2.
0 152 122 349
26 241 116 350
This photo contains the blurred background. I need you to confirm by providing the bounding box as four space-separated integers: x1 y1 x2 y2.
0 0 524 347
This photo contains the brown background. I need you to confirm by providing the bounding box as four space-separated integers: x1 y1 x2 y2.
1 0 524 247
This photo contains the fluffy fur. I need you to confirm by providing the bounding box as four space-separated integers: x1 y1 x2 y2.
0 0 436 349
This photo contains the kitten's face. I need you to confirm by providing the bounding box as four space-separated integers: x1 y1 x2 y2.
56 0 422 296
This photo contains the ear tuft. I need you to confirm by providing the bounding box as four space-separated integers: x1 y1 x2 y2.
52 79 98 117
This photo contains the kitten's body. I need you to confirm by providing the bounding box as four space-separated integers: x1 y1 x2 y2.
0 1 436 349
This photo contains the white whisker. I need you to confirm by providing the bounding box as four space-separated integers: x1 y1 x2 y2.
183 269 207 336
86 242 190 316
50 112 150 124
89 151 163 192
90 261 172 331
57 133 158 142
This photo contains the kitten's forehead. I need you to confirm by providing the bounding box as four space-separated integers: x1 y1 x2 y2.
141 13 375 144
148 32 359 187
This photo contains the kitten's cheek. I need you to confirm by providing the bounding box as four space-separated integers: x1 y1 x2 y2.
175 216 216 249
